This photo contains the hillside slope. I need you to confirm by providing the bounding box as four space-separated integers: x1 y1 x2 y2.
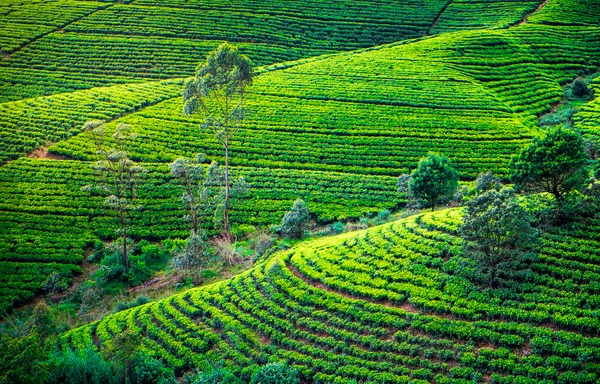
62 209 600 383
0 0 548 102
48 20 600 179
1 0 600 310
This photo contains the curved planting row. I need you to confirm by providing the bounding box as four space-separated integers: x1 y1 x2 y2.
290 209 600 334
0 79 181 162
0 0 450 101
0 158 398 310
432 0 542 33
573 78 600 136
62 210 600 382
0 0 107 54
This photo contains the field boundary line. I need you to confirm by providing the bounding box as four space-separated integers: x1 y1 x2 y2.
428 0 454 35
1 3 115 60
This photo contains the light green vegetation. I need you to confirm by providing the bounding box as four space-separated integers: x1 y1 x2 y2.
432 0 542 33
0 158 397 311
0 79 181 163
0 0 107 54
50 24 600 179
573 77 600 135
1 0 600 312
62 209 600 382
0 0 453 101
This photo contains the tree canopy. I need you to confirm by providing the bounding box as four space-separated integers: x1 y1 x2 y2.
460 188 539 288
408 154 459 211
510 128 589 201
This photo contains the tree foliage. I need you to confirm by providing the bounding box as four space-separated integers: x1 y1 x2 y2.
460 188 539 288
571 77 591 99
83 121 146 273
185 360 242 384
408 154 459 211
47 347 122 384
475 171 501 193
183 43 254 236
0 328 48 384
249 362 300 384
128 352 177 384
274 199 311 239
510 128 589 201
170 155 225 236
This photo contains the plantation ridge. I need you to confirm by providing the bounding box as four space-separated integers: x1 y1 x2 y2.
0 0 599 383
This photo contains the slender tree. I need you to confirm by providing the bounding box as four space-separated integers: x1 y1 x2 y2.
183 43 254 236
409 154 459 211
83 121 145 273
170 155 222 237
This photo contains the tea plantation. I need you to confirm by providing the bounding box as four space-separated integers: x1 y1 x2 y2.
62 209 600 383
1 0 600 382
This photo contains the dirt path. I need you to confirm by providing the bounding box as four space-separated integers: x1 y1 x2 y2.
28 145 65 160
428 0 453 35
517 0 550 26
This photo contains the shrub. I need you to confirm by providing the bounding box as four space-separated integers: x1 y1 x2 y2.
128 352 177 384
250 362 300 384
47 347 122 384
329 221 346 235
184 360 241 384
170 234 210 274
571 77 590 98
274 199 311 239
211 235 242 266
375 209 391 223
114 295 150 313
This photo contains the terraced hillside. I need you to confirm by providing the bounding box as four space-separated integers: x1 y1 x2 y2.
0 158 397 311
0 0 480 102
62 209 600 383
1 0 600 311
573 77 600 135
44 25 600 177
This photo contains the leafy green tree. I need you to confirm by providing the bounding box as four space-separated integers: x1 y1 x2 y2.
475 171 501 194
274 199 311 239
409 154 459 211
510 128 589 201
250 362 300 384
0 328 49 384
183 43 254 236
83 121 146 273
460 188 539 288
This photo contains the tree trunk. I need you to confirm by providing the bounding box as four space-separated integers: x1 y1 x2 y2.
186 174 198 237
224 98 230 237
488 268 495 288
121 208 129 273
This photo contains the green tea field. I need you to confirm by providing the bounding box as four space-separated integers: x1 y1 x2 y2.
0 0 599 382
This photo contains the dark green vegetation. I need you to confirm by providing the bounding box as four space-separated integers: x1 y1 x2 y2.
1 0 600 382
